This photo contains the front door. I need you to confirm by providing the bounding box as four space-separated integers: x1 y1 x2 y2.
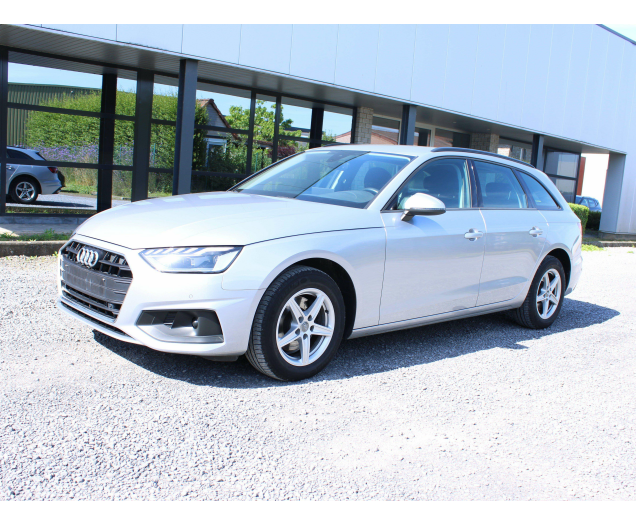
379 157 486 325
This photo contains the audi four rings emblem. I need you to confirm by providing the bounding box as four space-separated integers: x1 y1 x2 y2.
77 247 100 268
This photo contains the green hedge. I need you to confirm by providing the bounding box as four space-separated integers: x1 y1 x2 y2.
569 203 589 232
587 210 601 231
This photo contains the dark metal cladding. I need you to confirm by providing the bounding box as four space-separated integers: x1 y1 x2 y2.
60 241 133 322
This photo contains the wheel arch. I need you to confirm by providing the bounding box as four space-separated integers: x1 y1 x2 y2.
290 258 357 339
543 247 572 287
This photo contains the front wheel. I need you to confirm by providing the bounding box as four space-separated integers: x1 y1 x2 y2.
246 265 346 381
510 255 566 329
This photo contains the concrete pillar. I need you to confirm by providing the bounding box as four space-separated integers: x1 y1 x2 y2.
97 73 117 212
173 59 199 195
131 70 154 202
399 105 416 145
599 153 627 237
470 133 499 153
353 107 373 144
531 134 545 169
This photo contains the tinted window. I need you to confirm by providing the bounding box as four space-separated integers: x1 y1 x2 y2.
234 150 412 209
392 158 471 210
474 161 528 209
7 149 33 160
518 172 560 210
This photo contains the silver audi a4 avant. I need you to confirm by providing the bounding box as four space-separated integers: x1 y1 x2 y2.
57 145 583 381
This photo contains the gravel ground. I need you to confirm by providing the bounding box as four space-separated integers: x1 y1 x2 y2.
1 249 635 500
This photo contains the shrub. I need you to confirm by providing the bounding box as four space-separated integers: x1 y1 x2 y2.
587 210 601 231
569 203 589 232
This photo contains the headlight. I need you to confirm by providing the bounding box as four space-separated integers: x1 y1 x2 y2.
140 246 242 274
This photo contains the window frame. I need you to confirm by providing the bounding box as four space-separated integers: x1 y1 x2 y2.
382 156 478 212
470 158 532 211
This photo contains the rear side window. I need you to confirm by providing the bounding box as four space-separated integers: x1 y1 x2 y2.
517 172 560 210
473 161 528 209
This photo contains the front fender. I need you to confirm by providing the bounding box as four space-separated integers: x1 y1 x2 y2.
222 228 386 329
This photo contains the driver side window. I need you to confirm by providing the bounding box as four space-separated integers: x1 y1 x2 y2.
393 158 472 210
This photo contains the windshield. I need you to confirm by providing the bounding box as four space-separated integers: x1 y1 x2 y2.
233 149 413 208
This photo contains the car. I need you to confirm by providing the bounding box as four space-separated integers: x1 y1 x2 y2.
5 146 64 205
575 195 602 213
57 145 583 381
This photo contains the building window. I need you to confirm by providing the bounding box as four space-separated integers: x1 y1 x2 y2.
542 149 581 203
433 128 470 148
498 138 532 164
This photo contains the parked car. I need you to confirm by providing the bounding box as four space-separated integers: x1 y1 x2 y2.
57 145 583 381
575 195 602 213
5 146 64 204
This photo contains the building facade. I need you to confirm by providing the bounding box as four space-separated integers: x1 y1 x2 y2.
0 24 634 236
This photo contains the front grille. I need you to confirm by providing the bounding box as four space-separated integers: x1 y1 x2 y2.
60 241 133 323
62 241 132 279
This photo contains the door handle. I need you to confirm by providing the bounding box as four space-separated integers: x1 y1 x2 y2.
465 229 484 241
529 227 543 237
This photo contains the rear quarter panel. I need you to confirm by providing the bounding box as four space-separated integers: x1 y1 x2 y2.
540 208 582 294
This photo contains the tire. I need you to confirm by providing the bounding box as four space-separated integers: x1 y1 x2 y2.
246 265 346 381
10 176 40 205
510 255 566 329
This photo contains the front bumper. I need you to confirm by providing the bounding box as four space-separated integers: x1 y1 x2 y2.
56 235 263 357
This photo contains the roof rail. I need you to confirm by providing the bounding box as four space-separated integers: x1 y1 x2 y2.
431 147 534 167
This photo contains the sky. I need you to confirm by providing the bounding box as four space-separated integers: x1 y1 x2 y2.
605 24 636 41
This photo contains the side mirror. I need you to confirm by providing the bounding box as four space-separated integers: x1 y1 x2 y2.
401 193 446 221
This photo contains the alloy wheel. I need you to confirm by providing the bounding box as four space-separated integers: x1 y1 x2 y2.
16 181 36 202
276 288 335 367
536 269 561 319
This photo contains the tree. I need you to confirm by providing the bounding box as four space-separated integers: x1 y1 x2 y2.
225 101 299 142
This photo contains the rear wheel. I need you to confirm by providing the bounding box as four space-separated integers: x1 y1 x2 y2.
510 255 566 329
10 176 39 205
246 265 346 381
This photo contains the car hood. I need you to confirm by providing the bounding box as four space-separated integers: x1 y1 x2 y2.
75 192 384 249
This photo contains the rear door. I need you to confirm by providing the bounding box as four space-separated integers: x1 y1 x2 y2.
472 159 548 306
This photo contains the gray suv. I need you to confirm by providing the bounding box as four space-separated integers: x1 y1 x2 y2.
575 195 602 213
5 147 64 204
